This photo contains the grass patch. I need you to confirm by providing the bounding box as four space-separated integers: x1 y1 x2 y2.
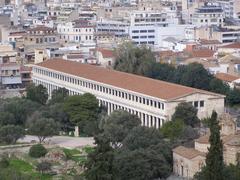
82 146 94 154
63 148 81 160
8 158 53 180
63 148 88 164
10 159 33 173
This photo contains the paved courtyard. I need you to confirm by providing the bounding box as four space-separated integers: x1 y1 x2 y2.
18 135 95 149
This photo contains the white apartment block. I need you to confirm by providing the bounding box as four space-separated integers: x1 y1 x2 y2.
32 59 225 128
96 19 129 37
57 20 95 43
129 11 169 26
192 3 225 27
216 0 240 19
129 24 192 47
216 0 234 19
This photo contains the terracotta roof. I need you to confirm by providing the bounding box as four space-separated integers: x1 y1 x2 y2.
191 49 215 58
173 146 206 159
199 39 221 45
215 73 240 82
28 26 55 32
97 48 114 58
35 59 224 100
66 54 84 59
195 133 238 145
221 42 240 49
20 66 32 72
195 134 209 144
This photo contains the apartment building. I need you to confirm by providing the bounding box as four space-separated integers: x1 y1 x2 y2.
129 11 170 26
24 26 58 46
192 3 224 27
216 0 240 19
96 19 129 37
57 20 95 43
32 59 225 128
186 26 240 43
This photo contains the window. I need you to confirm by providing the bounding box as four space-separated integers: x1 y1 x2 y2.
132 36 139 39
148 30 154 32
132 30 139 33
200 101 204 107
158 102 161 109
194 101 198 108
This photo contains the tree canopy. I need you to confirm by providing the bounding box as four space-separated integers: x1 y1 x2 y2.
103 110 141 148
114 42 156 77
49 87 69 104
0 125 25 144
64 93 101 136
27 117 59 143
172 102 200 127
26 84 48 105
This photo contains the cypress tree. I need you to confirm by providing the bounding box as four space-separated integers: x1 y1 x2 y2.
196 111 224 180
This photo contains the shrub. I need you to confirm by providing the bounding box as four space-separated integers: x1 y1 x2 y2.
0 156 9 168
29 144 47 158
36 161 51 174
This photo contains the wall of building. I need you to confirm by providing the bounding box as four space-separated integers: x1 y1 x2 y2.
166 93 225 120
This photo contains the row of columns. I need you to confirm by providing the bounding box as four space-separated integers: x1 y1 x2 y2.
34 79 165 129
100 99 164 129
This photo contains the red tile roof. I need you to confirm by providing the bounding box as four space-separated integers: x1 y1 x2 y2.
199 39 221 45
35 59 224 100
191 49 215 58
97 48 115 58
215 73 240 82
221 42 240 49
173 146 206 159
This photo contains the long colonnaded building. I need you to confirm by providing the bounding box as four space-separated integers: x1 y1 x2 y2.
32 59 225 128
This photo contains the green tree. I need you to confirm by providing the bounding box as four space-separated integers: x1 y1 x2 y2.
160 119 185 141
172 102 200 127
179 63 213 90
27 118 59 143
209 78 230 95
64 93 100 136
49 87 69 104
84 134 114 180
195 111 224 180
103 110 141 148
0 125 25 144
43 103 73 132
26 84 48 105
0 112 15 126
2 97 40 126
226 88 240 105
151 63 175 81
122 126 172 165
122 126 164 151
114 42 155 77
113 148 171 180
